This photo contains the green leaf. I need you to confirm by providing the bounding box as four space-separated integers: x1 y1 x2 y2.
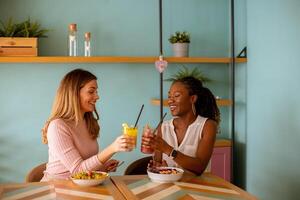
168 31 190 44
0 17 49 37
165 65 212 83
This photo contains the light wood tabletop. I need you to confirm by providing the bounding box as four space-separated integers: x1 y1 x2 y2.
111 173 258 200
0 178 125 200
0 173 257 200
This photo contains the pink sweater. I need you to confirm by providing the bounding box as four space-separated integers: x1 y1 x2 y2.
41 119 102 181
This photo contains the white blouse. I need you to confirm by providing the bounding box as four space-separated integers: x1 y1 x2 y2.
161 115 211 171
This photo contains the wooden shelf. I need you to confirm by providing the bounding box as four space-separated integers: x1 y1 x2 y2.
151 98 232 107
0 56 247 63
165 57 246 63
214 139 232 147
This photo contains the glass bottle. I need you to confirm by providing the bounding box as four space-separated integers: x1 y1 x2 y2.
84 32 91 57
68 24 77 56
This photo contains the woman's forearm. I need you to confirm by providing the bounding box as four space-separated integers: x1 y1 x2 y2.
160 144 207 175
97 144 116 164
173 152 208 175
96 134 135 164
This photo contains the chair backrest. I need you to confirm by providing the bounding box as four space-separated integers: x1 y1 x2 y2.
25 162 47 182
124 156 152 175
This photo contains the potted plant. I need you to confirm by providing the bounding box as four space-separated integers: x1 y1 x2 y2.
150 65 212 106
168 31 190 57
0 18 48 56
165 65 211 83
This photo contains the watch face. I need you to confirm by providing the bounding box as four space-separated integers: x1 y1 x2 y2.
171 149 177 159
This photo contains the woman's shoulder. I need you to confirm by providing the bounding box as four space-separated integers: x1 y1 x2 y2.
47 118 74 138
204 118 217 126
49 118 67 126
48 118 73 131
202 119 217 133
196 115 208 123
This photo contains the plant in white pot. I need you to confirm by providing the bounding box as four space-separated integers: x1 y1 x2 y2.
168 31 190 57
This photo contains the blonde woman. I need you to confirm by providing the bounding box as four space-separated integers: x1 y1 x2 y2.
41 69 134 181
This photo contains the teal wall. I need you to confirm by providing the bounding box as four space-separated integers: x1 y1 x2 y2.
2 1 300 199
246 0 300 199
0 0 231 183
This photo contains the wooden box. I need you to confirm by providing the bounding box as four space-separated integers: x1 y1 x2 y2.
0 37 38 56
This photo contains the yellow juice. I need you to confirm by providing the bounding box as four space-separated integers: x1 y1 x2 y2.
122 124 138 148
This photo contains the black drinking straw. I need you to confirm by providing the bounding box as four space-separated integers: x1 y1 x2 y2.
152 112 167 135
152 112 167 163
134 104 144 128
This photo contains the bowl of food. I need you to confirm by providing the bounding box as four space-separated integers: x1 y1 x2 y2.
147 167 184 183
70 171 109 186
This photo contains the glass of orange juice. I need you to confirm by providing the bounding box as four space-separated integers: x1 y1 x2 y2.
122 123 138 149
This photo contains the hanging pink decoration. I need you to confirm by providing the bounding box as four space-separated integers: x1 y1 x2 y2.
155 55 168 73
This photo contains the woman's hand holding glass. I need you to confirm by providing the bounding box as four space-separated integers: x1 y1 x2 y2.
141 125 172 155
112 135 135 152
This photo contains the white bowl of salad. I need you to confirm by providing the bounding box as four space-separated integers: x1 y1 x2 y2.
147 167 184 183
70 171 109 186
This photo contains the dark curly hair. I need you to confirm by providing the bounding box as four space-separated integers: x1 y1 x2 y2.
174 76 220 125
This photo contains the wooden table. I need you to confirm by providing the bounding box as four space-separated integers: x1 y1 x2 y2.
0 178 125 200
0 173 257 200
111 173 257 200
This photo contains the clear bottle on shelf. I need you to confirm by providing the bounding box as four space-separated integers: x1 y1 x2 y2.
68 24 78 56
84 32 91 57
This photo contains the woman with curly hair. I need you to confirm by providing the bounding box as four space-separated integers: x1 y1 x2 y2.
142 76 220 175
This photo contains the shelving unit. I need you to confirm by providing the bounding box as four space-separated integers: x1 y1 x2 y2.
0 1 242 184
151 98 232 107
0 56 247 63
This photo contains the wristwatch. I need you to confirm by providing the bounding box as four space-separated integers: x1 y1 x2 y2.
169 148 178 159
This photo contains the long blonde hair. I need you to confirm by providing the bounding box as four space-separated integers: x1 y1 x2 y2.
42 69 100 144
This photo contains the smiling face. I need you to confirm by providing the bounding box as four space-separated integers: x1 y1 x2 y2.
79 79 99 114
168 82 196 117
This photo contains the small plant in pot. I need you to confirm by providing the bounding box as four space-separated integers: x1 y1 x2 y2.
165 65 211 83
168 31 190 57
0 17 48 56
0 18 48 38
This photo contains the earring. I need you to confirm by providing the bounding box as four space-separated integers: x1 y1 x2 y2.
192 103 196 116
